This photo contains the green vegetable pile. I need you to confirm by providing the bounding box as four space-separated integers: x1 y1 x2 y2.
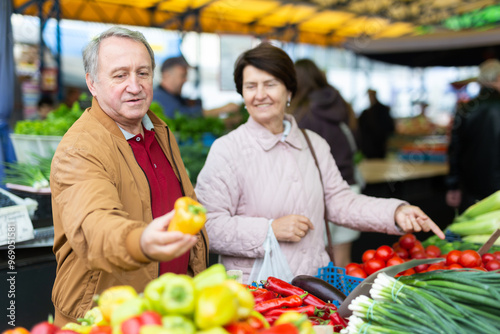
14 97 86 136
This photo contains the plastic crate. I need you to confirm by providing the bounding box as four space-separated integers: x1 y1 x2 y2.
10 133 62 164
315 263 364 297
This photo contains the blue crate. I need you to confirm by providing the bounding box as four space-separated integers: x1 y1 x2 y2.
315 263 364 298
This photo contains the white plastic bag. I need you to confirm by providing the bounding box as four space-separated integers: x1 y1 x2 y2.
247 222 294 285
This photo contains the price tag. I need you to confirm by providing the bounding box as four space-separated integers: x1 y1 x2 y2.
0 205 35 246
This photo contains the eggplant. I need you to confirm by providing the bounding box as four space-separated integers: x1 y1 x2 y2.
291 275 347 304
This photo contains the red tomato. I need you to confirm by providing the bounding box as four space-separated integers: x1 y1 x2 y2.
363 258 386 275
414 263 429 273
427 262 445 272
449 263 463 269
410 250 427 260
425 245 441 258
458 250 482 268
473 266 488 272
485 259 500 271
398 233 416 250
445 250 462 266
362 249 376 263
375 245 395 262
492 251 500 261
409 241 425 255
345 263 362 275
348 268 368 279
386 256 405 267
393 246 409 259
401 268 416 276
482 253 495 264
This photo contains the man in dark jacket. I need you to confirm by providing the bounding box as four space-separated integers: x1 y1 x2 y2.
446 59 500 212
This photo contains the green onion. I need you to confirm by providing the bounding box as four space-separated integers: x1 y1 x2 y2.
343 271 500 334
3 161 49 190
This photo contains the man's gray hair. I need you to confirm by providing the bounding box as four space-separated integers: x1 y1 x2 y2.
83 26 156 82
477 59 500 85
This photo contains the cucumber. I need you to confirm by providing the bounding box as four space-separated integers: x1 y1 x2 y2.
291 275 347 304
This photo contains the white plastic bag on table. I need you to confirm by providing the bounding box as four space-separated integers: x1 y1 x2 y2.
247 221 294 285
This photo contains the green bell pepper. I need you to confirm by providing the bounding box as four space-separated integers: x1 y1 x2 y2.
193 264 227 292
161 315 196 334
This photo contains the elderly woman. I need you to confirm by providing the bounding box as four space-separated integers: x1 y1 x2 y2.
195 43 444 282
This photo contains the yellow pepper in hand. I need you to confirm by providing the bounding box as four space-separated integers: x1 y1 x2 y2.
167 197 206 235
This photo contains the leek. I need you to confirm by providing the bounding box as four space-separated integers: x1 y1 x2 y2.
460 190 500 220
447 210 500 236
462 234 500 246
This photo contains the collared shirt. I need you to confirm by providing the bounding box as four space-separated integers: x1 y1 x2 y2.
122 115 189 275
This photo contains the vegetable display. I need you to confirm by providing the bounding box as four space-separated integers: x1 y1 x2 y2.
343 270 500 334
8 265 327 334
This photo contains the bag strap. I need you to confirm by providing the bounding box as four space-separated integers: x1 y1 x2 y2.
301 129 336 266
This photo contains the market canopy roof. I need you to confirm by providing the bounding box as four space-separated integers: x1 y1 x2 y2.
12 0 500 66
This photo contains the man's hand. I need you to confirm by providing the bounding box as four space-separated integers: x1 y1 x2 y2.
271 215 314 242
394 205 445 239
140 210 198 262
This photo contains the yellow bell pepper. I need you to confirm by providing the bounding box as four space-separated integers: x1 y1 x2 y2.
78 307 108 326
194 284 238 330
274 312 314 334
222 279 255 320
61 322 92 334
96 285 138 322
167 197 207 235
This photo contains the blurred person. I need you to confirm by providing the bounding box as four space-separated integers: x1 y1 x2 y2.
358 89 395 158
446 59 500 212
195 43 444 283
153 55 240 119
50 27 208 326
289 58 361 267
31 94 55 120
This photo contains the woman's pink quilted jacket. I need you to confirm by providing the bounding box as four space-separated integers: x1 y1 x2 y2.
195 115 405 282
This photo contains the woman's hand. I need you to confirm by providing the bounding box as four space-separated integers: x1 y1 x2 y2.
271 215 315 242
140 210 198 262
394 205 445 239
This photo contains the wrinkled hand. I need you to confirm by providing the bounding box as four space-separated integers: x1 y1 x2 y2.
446 189 462 208
394 205 445 239
272 214 314 242
140 210 198 262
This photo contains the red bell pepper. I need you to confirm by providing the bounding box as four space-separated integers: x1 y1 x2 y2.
264 277 326 308
254 292 307 314
224 322 258 334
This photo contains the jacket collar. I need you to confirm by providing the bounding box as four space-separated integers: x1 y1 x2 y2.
88 97 162 140
247 114 304 151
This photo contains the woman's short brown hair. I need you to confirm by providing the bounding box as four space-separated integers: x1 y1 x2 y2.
233 42 297 97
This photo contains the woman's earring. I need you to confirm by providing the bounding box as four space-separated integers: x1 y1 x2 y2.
244 105 247 109
287 100 291 107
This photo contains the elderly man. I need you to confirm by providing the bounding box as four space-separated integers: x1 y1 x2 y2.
50 26 208 326
153 55 240 118
446 59 500 212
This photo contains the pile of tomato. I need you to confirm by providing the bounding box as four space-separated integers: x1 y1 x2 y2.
345 233 500 278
